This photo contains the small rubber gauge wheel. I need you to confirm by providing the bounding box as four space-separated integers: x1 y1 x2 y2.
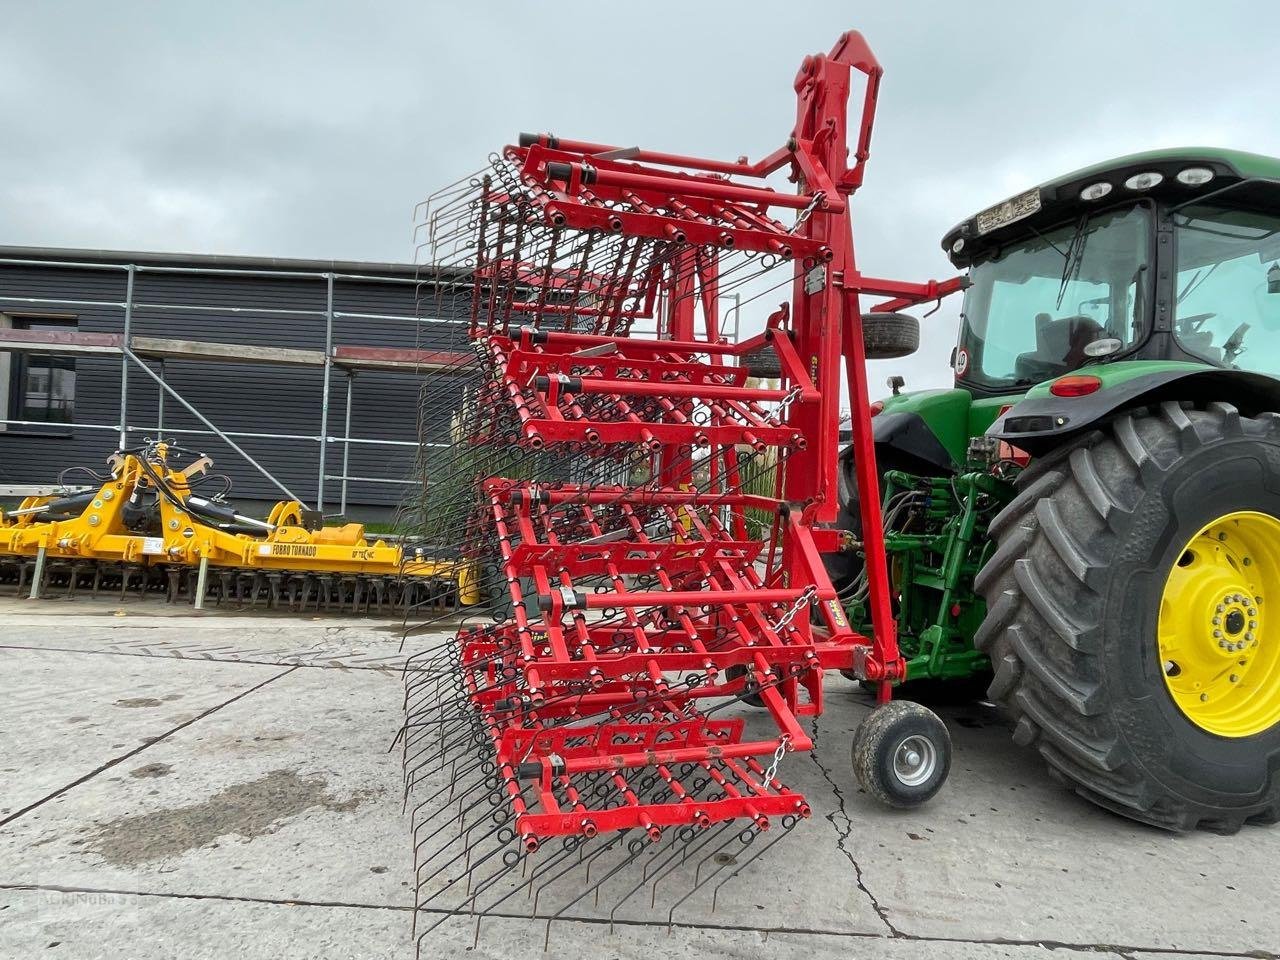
725 663 766 708
853 700 952 807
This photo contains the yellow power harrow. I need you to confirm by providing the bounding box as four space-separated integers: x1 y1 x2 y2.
0 442 478 612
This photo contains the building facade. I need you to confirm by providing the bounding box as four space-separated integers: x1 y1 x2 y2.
0 246 462 521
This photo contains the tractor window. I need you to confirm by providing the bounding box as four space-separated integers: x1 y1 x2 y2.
1173 205 1280 373
956 204 1150 389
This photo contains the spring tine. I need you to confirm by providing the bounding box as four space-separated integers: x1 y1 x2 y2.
543 838 646 951
710 817 796 913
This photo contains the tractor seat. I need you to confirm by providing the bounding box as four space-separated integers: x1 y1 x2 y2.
1015 314 1105 382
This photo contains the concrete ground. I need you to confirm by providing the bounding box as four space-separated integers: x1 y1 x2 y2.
0 596 1276 960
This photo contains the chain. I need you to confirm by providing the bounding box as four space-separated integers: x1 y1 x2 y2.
775 385 803 418
769 585 817 633
762 734 791 785
788 191 826 234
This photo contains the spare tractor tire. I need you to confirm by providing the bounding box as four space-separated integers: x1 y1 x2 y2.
742 346 783 379
975 401 1280 832
743 314 918 376
862 312 919 360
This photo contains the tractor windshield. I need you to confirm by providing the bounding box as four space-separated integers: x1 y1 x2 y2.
956 204 1151 389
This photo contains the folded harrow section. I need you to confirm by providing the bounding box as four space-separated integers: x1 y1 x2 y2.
487 329 810 450
397 29 968 943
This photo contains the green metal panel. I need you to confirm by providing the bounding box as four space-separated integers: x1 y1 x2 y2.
879 389 972 464
967 395 1010 437
1019 359 1214 399
1043 148 1280 193
879 390 1028 464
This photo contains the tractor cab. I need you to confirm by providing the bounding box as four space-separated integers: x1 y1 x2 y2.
950 203 1149 394
942 149 1280 404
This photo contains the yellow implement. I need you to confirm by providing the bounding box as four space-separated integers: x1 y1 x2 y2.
0 443 478 610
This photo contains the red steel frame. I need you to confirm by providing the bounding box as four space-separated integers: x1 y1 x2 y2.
457 30 964 850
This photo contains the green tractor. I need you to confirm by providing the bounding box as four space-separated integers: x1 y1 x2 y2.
837 148 1280 832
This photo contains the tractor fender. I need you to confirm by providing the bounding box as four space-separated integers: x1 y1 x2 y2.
988 367 1280 454
838 410 956 483
870 410 956 471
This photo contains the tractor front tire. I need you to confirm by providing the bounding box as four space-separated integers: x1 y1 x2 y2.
975 402 1280 832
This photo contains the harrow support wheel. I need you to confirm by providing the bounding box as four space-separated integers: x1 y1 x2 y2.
725 663 766 708
853 699 952 807
975 402 1280 832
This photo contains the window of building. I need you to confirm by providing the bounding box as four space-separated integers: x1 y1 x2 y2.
0 314 78 433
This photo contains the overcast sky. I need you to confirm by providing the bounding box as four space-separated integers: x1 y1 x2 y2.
3 1 1278 390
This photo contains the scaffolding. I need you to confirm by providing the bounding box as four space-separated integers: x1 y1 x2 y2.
0 252 468 515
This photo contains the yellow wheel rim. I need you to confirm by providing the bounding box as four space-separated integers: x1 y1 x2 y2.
1158 511 1280 737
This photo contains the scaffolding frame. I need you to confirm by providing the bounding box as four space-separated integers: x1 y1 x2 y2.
0 253 466 514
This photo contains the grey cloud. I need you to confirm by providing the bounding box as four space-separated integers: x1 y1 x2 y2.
3 1 1278 390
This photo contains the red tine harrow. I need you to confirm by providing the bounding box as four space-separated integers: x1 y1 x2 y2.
397 28 966 947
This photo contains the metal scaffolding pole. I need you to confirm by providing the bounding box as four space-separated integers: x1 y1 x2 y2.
156 358 165 433
117 265 135 449
316 272 335 511
122 346 305 505
340 369 355 515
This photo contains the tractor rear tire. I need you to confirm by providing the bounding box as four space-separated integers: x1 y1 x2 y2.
974 402 1280 832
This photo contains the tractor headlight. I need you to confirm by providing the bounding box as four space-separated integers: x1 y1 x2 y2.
1124 171 1164 191
1176 166 1215 186
1079 181 1112 201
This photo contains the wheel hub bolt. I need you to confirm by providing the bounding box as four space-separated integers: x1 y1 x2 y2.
1201 693 1210 701
1230 674 1240 683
